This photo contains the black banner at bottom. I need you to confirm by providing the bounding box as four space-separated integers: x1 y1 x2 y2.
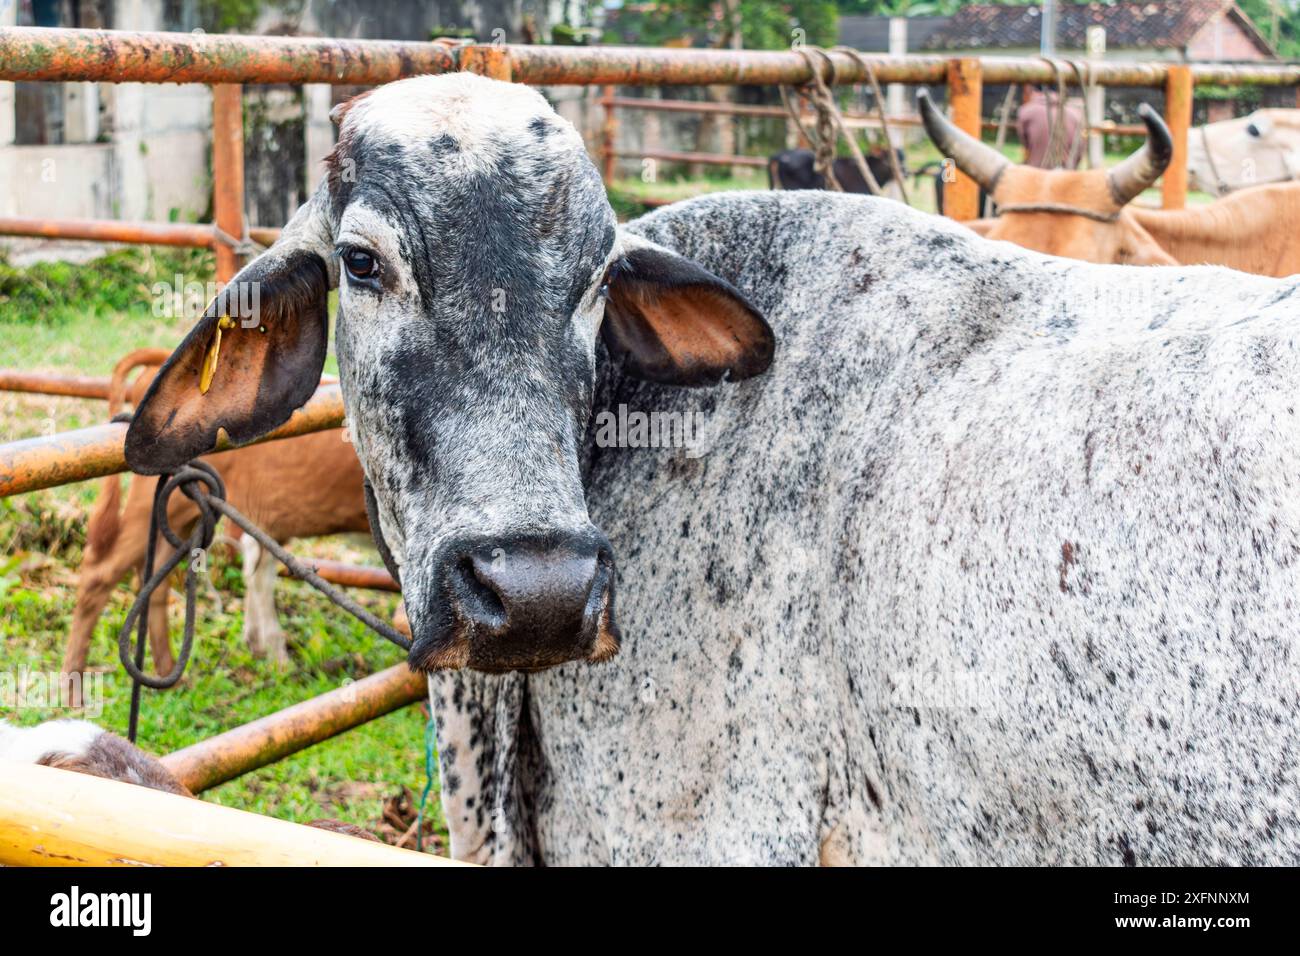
0 865 1286 942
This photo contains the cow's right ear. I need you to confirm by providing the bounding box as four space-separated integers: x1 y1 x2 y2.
125 186 337 475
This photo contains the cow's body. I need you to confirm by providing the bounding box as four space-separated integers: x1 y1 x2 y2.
126 74 1300 867
1128 181 1300 277
432 190 1300 865
921 91 1300 276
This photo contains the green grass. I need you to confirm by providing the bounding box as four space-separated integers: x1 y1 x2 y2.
0 247 443 852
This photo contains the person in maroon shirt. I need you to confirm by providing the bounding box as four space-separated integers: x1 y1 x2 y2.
1017 87 1084 169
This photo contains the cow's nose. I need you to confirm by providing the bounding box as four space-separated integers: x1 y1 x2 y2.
431 532 619 672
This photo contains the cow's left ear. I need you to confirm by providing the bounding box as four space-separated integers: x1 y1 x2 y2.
601 234 774 387
125 186 337 475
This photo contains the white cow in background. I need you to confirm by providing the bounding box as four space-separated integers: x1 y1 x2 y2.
1187 108 1300 195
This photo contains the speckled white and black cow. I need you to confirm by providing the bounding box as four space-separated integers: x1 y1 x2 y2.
129 74 1300 866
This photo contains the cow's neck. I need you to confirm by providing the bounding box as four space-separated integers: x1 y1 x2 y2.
1130 186 1300 277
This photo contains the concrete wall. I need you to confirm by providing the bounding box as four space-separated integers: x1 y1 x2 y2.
104 0 210 221
0 0 210 222
105 80 211 221
0 144 116 218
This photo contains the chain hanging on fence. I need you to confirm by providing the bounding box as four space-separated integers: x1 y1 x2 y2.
118 457 412 743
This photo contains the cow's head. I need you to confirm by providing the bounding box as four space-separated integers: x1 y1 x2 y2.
125 74 773 673
919 89 1177 265
1187 109 1300 195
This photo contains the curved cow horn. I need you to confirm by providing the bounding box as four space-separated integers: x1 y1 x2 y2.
917 88 1008 194
1106 103 1174 208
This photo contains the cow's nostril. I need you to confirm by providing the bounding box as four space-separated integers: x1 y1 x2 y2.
413 530 617 673
457 554 508 631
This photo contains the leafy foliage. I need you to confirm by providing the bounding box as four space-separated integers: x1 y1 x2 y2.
1238 0 1300 58
0 247 212 325
836 0 967 14
198 0 307 34
603 1 838 50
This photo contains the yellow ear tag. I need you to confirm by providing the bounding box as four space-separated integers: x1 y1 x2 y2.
199 316 238 395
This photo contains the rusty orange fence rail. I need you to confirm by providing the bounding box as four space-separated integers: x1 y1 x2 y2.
0 27 1297 252
597 93 1152 183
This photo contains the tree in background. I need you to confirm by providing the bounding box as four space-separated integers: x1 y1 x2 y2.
1239 0 1300 58
835 1 1300 59
602 1 838 50
835 0 967 14
600 1 839 165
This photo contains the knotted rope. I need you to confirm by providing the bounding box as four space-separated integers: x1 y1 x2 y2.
212 224 267 260
778 46 887 198
1038 58 1070 170
1035 57 1096 171
832 46 911 206
119 458 411 742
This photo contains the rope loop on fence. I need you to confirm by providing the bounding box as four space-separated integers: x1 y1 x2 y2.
212 223 266 259
779 49 841 191
1035 56 1096 171
832 46 910 206
780 46 889 198
119 462 223 740
118 456 411 742
1063 58 1096 169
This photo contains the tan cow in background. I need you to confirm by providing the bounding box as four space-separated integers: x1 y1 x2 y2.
920 90 1300 277
63 349 371 704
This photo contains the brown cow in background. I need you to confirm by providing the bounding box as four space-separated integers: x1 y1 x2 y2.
62 349 371 705
920 90 1300 277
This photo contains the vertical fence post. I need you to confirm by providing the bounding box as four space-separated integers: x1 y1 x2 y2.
1162 64 1192 210
601 85 617 186
1085 26 1106 169
212 84 245 285
945 58 983 221
461 44 514 82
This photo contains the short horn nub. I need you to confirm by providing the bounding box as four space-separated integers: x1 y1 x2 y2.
1106 103 1174 208
917 88 1009 194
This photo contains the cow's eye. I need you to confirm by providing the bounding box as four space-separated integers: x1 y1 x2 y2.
341 247 381 287
1247 123 1262 138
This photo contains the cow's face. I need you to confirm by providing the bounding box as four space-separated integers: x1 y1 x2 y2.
919 91 1176 265
125 74 773 674
1188 110 1300 193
